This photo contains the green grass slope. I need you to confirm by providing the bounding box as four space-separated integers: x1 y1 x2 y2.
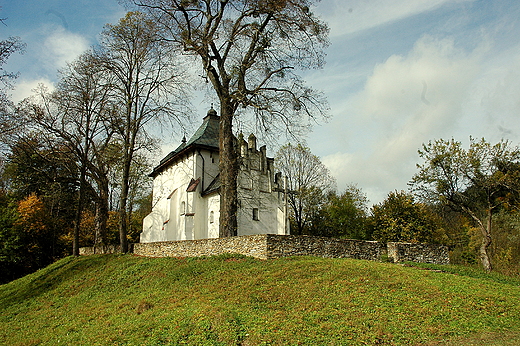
1 254 520 346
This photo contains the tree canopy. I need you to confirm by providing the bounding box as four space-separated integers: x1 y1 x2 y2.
410 138 520 271
370 190 441 243
310 186 369 239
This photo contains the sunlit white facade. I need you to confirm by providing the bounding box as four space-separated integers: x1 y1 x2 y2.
141 109 289 242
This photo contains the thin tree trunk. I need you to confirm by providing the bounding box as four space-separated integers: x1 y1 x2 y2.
94 184 109 246
73 129 90 256
119 158 131 253
219 101 238 237
118 137 133 253
462 205 493 271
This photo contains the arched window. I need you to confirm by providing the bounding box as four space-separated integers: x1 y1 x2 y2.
209 211 214 224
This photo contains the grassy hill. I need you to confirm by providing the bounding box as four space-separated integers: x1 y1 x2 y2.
1 254 520 346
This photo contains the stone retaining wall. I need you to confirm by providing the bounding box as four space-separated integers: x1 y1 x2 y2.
79 235 449 264
79 244 133 255
265 235 386 260
387 242 450 264
133 235 269 259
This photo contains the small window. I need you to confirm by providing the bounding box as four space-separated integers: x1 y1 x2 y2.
252 208 259 221
209 211 214 224
181 201 186 215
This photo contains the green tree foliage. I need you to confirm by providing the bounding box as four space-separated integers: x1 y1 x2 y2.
14 194 54 268
487 209 520 275
5 137 78 210
410 138 520 271
309 186 369 239
133 0 330 238
369 190 442 243
0 137 75 281
0 192 68 283
0 190 20 283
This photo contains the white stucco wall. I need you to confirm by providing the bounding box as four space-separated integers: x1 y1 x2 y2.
141 154 195 242
141 148 222 242
207 194 220 238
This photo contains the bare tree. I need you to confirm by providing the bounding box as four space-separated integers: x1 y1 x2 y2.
275 143 335 235
0 36 25 148
97 12 190 252
132 0 330 237
23 50 116 255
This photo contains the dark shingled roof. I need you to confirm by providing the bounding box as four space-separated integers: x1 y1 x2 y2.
202 173 220 196
150 109 220 177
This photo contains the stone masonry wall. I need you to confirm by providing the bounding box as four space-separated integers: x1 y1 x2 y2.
130 235 388 260
80 235 449 264
265 235 386 260
81 235 448 264
387 242 450 264
79 244 133 255
133 235 269 259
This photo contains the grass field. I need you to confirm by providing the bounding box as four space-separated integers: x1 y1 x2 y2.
1 254 520 345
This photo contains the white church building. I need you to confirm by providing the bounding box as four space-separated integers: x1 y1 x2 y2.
140 108 289 242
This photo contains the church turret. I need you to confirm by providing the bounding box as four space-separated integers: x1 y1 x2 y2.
238 133 248 157
260 145 267 173
207 106 217 117
248 133 257 151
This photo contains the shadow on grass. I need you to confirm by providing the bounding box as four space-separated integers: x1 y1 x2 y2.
0 255 114 308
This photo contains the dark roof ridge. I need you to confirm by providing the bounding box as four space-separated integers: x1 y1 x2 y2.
149 109 220 177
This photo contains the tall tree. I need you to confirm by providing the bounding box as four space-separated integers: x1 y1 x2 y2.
97 12 189 252
275 143 335 235
2 137 75 275
310 186 369 239
410 138 520 271
23 51 116 255
369 190 441 243
133 0 329 237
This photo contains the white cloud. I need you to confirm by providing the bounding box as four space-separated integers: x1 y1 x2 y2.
463 44 520 142
11 78 55 103
42 25 89 71
321 35 483 204
320 0 475 37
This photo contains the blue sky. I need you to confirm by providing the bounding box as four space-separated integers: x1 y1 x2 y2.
2 0 520 204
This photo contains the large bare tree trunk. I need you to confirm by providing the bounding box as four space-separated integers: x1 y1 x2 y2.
119 154 131 253
480 210 493 272
219 102 238 237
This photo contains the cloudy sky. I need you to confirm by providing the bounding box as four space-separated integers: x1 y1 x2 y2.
2 0 520 205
